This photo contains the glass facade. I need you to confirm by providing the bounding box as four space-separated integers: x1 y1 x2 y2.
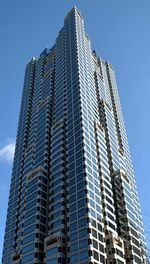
2 6 147 264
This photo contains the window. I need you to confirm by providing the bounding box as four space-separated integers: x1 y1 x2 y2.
70 254 78 263
100 254 105 263
22 243 34 254
93 250 99 261
46 246 58 257
23 225 35 236
93 239 98 249
70 242 78 252
92 229 97 239
79 250 88 260
23 233 35 244
79 228 87 238
22 253 33 263
46 258 58 264
79 239 87 249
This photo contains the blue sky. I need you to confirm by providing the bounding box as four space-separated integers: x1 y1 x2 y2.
0 0 150 259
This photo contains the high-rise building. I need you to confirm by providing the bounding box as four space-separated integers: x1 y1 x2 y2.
2 6 147 264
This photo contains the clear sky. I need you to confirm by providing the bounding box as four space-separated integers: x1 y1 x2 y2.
0 0 150 259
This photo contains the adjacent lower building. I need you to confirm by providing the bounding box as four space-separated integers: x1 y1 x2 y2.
2 6 147 264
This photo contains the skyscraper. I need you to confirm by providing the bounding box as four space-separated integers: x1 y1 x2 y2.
2 6 147 264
